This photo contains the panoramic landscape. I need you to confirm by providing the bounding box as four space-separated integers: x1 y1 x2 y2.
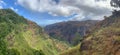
0 0 120 55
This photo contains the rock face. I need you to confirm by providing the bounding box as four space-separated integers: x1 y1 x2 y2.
80 11 120 55
45 20 99 45
60 11 120 55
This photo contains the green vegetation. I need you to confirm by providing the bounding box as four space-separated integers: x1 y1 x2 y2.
7 49 20 55
72 33 83 45
45 20 98 45
0 9 70 55
1 4 120 55
60 12 120 55
60 44 81 55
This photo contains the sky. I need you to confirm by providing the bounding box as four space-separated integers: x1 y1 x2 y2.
0 0 115 26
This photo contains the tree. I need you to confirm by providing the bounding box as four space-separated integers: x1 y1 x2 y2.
110 0 120 8
72 33 83 46
33 50 45 55
7 49 20 55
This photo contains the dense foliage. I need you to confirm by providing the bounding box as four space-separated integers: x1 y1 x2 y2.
0 9 69 55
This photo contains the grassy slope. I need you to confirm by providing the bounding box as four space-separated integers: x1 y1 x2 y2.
0 9 69 55
60 14 120 55
59 44 81 55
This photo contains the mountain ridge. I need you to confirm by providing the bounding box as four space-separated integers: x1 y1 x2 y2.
0 9 69 55
45 20 99 45
60 10 120 55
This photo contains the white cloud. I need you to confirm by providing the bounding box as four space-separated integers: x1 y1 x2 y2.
0 0 6 9
10 7 18 12
17 0 113 21
0 6 3 9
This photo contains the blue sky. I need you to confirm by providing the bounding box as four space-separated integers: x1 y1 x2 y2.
2 0 69 26
0 0 113 26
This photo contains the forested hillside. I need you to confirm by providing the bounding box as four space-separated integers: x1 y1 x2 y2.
60 10 120 55
0 9 69 55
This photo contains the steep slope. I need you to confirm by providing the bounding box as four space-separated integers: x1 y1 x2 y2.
45 20 99 45
0 9 69 55
60 11 120 55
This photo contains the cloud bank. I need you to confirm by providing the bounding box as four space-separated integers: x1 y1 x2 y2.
17 0 113 21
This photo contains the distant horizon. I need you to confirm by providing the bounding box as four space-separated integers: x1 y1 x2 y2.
0 8 110 27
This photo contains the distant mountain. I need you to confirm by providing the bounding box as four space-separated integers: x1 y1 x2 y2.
45 20 99 45
0 9 69 55
60 10 120 55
